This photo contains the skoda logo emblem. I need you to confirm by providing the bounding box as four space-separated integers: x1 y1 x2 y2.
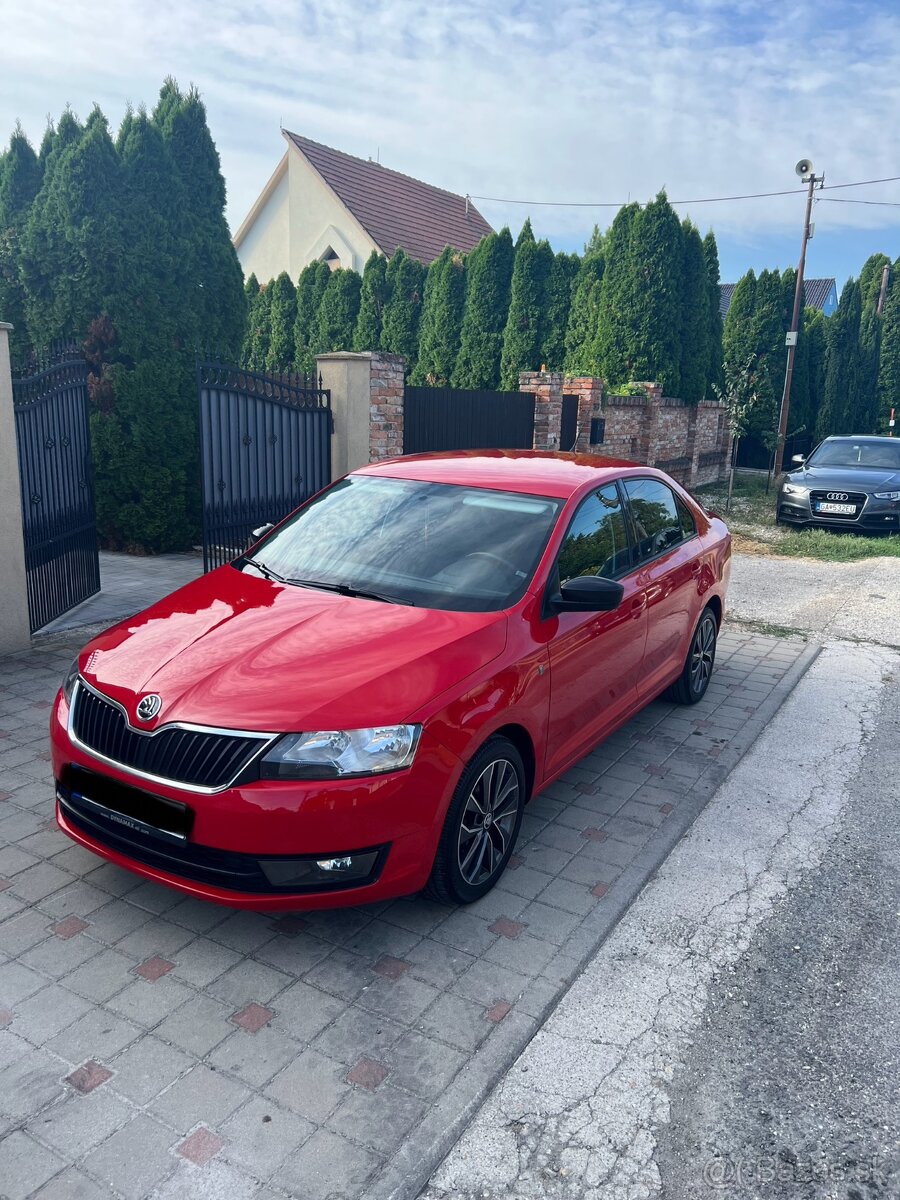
136 694 162 722
826 492 849 502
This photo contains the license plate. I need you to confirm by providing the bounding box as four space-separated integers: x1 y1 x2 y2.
815 501 856 515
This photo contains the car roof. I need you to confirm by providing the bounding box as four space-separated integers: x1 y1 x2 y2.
354 450 641 499
822 435 893 442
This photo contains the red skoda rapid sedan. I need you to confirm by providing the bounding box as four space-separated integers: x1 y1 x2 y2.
51 452 731 910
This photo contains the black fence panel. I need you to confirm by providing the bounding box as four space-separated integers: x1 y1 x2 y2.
404 386 535 454
736 431 814 472
13 348 100 632
561 394 579 452
198 361 332 572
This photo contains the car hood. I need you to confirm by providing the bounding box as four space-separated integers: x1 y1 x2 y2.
787 466 900 491
77 566 508 732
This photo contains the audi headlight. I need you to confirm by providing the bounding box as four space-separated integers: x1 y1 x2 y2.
260 725 422 780
62 658 80 704
782 483 808 496
874 491 900 501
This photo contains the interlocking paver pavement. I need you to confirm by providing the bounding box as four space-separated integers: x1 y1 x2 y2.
0 626 812 1199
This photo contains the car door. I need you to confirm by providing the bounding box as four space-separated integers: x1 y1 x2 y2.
544 482 648 778
622 477 701 700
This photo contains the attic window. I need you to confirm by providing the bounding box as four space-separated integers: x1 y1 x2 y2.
320 246 341 271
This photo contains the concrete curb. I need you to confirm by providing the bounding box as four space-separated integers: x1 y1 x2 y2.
362 637 822 1200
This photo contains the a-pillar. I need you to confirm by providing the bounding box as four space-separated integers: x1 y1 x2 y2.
520 370 563 451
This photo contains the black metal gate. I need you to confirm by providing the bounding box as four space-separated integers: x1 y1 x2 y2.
198 361 332 571
403 386 535 454
13 347 100 632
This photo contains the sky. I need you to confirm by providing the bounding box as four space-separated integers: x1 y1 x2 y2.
2 0 899 287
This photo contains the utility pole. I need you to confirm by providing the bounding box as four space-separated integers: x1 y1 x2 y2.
773 161 825 478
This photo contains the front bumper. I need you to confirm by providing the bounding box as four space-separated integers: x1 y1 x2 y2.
50 691 460 910
777 491 900 531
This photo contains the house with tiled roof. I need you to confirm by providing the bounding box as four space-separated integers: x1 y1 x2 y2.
233 131 494 282
719 278 838 320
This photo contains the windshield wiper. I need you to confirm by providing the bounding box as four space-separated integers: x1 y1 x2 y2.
242 556 288 584
286 578 413 605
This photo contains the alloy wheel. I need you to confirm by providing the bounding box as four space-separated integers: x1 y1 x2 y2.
457 758 520 887
690 614 717 695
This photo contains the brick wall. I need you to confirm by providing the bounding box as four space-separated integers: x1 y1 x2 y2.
518 373 729 487
367 353 405 462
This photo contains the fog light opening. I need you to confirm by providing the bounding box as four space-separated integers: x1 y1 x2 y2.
258 848 383 889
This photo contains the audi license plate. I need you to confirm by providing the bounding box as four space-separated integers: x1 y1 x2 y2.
816 501 856 515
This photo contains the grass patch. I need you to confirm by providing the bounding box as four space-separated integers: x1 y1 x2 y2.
695 473 900 563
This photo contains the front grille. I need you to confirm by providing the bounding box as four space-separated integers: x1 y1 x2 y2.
71 683 269 790
57 782 388 895
809 490 867 519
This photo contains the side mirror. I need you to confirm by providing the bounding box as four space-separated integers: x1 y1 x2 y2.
791 454 806 465
249 523 275 543
551 575 624 613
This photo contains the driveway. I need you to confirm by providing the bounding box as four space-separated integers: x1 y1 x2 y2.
0 623 813 1200
728 551 900 647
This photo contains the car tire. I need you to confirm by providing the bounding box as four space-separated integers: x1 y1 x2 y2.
424 736 526 905
664 606 718 705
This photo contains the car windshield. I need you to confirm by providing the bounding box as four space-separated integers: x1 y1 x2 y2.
806 440 900 469
238 475 562 612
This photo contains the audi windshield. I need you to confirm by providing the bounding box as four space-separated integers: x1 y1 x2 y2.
806 439 900 470
238 475 562 612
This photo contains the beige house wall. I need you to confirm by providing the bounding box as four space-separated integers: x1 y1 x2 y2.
235 144 381 284
0 323 31 655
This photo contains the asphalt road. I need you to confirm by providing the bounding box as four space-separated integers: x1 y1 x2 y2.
423 640 900 1200
657 665 900 1199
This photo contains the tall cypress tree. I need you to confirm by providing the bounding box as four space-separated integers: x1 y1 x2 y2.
246 282 273 369
564 253 604 374
410 246 466 385
594 202 639 385
151 80 245 356
241 273 259 363
540 251 579 371
877 260 900 429
702 230 724 399
722 269 758 375
617 192 683 393
353 251 390 351
452 228 514 389
500 226 553 388
857 253 890 432
294 260 331 372
678 220 709 403
380 249 425 371
265 271 297 371
817 279 862 438
312 268 361 354
0 124 42 357
747 268 784 428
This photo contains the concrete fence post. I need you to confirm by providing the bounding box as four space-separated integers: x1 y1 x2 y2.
316 350 406 478
0 323 31 654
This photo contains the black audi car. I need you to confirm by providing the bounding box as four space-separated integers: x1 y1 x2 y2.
778 436 900 531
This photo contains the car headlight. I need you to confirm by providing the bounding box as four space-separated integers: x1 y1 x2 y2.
62 658 80 703
260 725 422 780
874 491 900 501
782 484 808 496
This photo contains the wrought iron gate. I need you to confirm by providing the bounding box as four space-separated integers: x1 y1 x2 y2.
403 386 535 454
198 361 332 571
13 347 100 632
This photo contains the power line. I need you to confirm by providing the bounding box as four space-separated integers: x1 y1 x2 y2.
819 196 900 208
467 175 900 210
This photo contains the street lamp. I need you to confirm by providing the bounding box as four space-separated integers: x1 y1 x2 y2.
773 159 825 478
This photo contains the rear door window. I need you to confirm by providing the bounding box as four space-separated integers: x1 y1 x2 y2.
624 478 691 563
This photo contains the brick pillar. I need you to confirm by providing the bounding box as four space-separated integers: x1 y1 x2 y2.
563 376 604 453
317 351 405 477
521 371 563 451
0 322 30 654
368 352 405 462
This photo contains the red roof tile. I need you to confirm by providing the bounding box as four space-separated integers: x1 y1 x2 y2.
284 132 493 264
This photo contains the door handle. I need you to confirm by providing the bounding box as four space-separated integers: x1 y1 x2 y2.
690 562 702 578
630 595 645 619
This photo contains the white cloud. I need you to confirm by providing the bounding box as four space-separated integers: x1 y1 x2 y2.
2 0 899 252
